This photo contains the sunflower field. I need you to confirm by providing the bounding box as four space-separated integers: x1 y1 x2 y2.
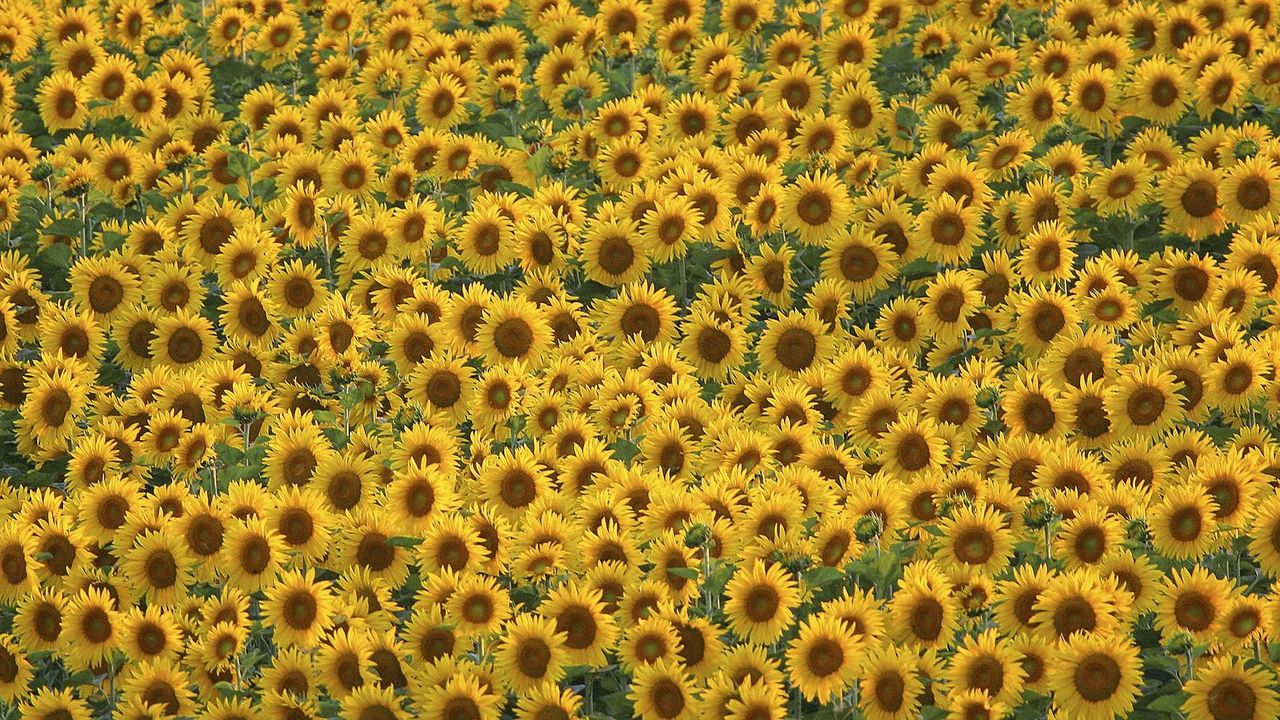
5 0 1280 719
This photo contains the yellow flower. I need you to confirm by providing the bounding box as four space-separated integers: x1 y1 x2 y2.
1047 633 1142 720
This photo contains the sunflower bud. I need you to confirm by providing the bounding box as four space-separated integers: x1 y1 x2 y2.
975 387 999 408
560 87 587 112
227 122 250 145
854 514 882 543
1024 498 1055 529
232 406 266 426
1126 518 1150 544
684 523 710 549
62 174 91 198
1233 138 1259 160
30 161 54 182
779 553 811 575
1165 631 1194 655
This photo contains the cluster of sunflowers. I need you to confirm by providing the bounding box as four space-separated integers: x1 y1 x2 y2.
4 0 1280 718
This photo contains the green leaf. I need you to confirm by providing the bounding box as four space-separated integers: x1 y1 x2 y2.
900 258 937 280
44 217 83 237
803 566 844 589
894 106 920 128
1145 691 1187 713
527 146 552 180
667 567 699 580
1141 298 1174 318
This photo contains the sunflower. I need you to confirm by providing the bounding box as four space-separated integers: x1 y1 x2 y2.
941 629 1023 705
151 309 216 368
678 309 747 380
780 170 852 246
20 690 92 720
723 560 800 645
785 614 858 704
1056 499 1123 562
1102 368 1185 443
1030 570 1124 642
889 566 959 649
910 193 982 266
1217 595 1268 651
1121 57 1188 125
1161 158 1227 239
476 297 553 367
541 583 619 668
1099 551 1163 616
408 352 474 420
38 71 86 132
63 586 120 670
19 366 90 450
1157 566 1230 642
822 227 898 300
582 217 650 286
1010 76 1065 136
262 570 335 649
118 605 182 665
1195 55 1249 118
69 255 141 321
936 503 1013 575
627 657 695 720
757 311 832 378
38 303 104 363
0 632 30 702
420 673 500 720
1067 64 1119 131
1047 634 1142 720
491 615 567 693
315 627 371 699
1222 156 1280 225
220 518 287 593
122 531 192 608
416 74 470 129
1184 657 1279 720
857 644 921 720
